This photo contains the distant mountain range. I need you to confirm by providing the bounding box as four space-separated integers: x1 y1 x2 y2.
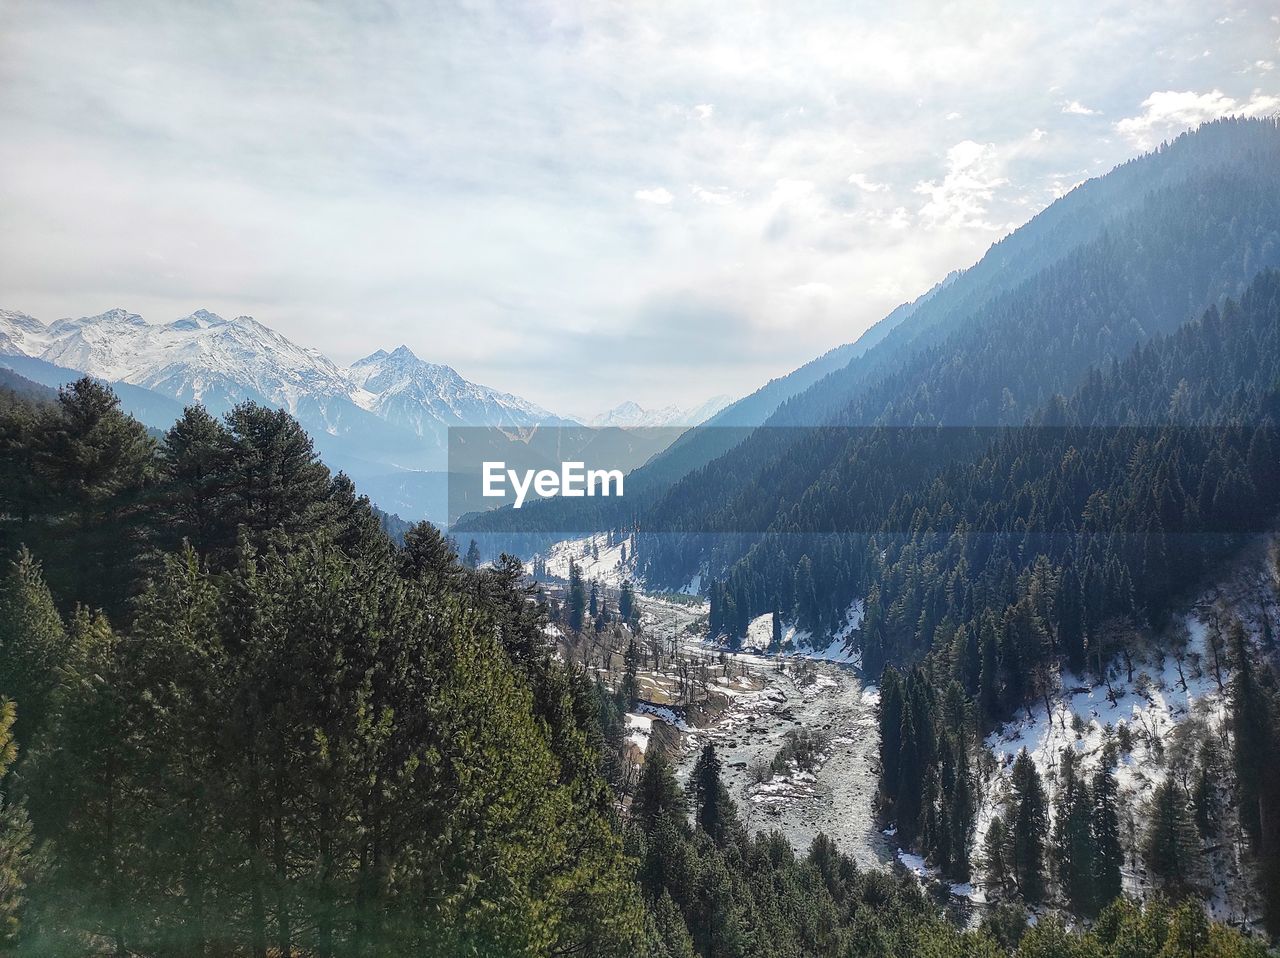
584 397 732 429
0 306 730 521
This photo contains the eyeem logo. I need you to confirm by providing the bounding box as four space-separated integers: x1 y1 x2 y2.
483 461 624 509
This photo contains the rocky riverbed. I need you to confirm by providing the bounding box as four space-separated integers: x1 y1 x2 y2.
673 653 892 870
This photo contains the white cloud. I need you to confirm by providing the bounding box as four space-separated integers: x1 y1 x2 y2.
1 0 1276 411
914 140 1008 231
1030 128 1048 141
634 187 674 206
692 184 734 205
1256 61 1275 71
847 172 889 192
1062 100 1099 115
1114 88 1280 147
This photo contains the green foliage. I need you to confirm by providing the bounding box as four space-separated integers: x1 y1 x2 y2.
1090 751 1124 914
0 387 649 955
0 550 69 752
0 376 1272 955
0 700 34 946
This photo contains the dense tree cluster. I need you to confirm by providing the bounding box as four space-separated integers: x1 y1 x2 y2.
0 379 646 955
878 668 976 879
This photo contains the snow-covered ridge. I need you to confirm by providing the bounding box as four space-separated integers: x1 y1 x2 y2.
347 344 565 433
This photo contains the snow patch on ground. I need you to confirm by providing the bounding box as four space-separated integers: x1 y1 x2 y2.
625 713 653 754
636 703 693 732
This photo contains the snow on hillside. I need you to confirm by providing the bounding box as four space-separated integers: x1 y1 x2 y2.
982 619 1223 793
625 713 653 754
969 573 1272 924
737 601 863 666
541 533 635 588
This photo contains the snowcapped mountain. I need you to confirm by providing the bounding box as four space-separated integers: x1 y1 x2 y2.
16 308 356 413
0 309 47 356
0 307 580 518
587 395 732 429
347 345 571 434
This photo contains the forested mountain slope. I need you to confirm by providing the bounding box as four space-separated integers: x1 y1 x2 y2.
861 272 1280 933
638 117 1280 593
459 118 1280 554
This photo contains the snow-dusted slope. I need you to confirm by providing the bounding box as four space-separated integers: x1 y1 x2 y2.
586 395 732 429
964 541 1280 928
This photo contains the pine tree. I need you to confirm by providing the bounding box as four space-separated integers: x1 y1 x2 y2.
689 745 725 843
221 401 330 548
1191 741 1219 841
878 668 904 809
464 538 482 569
978 620 1000 725
794 555 818 633
983 816 1010 894
398 520 460 592
0 700 34 946
31 378 156 619
619 580 634 622
1050 748 1095 915
949 736 975 881
1224 617 1280 933
1228 619 1273 844
1090 749 1124 912
160 405 232 556
895 697 924 846
1007 750 1048 902
621 639 641 710
633 753 687 832
1143 779 1199 898
0 551 68 751
568 561 587 633
650 891 696 958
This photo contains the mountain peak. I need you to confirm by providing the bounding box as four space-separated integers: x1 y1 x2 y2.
171 308 227 330
96 307 146 325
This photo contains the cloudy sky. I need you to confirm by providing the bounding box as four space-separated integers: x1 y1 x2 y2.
1 1 1277 414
